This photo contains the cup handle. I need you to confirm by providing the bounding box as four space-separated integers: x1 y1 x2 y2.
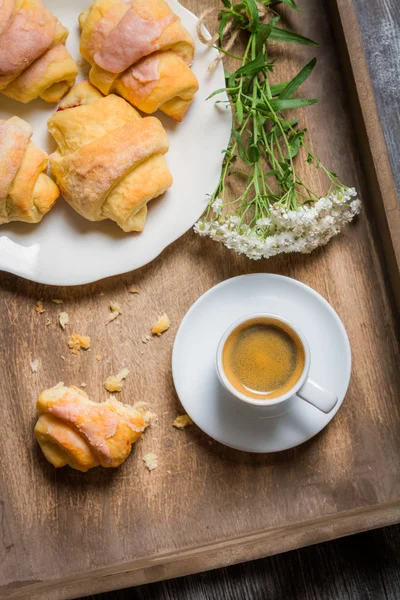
297 378 338 414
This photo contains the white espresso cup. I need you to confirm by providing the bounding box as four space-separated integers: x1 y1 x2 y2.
216 313 338 414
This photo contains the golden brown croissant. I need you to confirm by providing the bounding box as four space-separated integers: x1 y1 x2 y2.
0 116 59 224
79 0 199 121
34 383 152 472
48 81 173 232
0 0 78 103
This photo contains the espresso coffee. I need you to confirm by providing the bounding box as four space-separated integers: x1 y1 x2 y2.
222 318 305 400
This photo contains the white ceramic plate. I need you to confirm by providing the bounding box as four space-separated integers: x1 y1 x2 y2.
0 0 231 285
172 274 352 453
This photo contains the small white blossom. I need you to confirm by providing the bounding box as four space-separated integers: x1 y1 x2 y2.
256 217 272 227
194 187 360 260
211 197 223 214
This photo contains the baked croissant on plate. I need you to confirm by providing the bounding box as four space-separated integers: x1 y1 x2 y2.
79 0 199 121
0 0 78 103
34 383 152 472
48 81 173 232
0 116 59 224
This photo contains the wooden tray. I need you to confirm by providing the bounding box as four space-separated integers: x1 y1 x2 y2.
1 1 399 599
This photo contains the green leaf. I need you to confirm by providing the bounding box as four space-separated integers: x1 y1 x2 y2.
234 53 269 78
268 97 318 110
221 0 231 7
236 99 244 124
278 0 302 10
255 16 280 53
269 81 289 96
265 119 299 143
264 169 282 177
218 13 231 43
279 58 317 99
247 143 260 163
286 130 305 158
233 130 251 165
269 26 318 46
243 0 260 32
206 87 233 100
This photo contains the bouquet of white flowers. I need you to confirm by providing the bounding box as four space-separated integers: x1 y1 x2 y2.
195 0 361 260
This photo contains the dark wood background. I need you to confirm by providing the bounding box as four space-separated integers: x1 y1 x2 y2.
82 1 400 599
353 0 400 197
83 525 400 600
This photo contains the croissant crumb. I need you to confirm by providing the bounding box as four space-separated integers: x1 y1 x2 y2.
143 453 158 471
30 359 40 373
104 368 129 392
59 312 69 329
51 299 63 304
106 301 122 324
68 333 91 355
173 414 194 429
35 299 45 314
151 313 170 336
128 286 140 294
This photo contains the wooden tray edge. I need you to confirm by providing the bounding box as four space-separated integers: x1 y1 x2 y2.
329 0 400 310
1 5 399 600
3 502 400 600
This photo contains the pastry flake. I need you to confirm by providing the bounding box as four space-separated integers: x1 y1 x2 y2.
173 414 193 429
104 368 129 392
151 313 170 336
106 301 122 324
143 453 158 471
35 299 45 314
68 333 91 355
30 359 40 373
59 311 69 329
34 384 151 471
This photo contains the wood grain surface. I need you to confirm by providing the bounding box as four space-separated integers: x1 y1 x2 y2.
82 524 400 600
332 0 400 311
353 0 400 198
0 1 400 599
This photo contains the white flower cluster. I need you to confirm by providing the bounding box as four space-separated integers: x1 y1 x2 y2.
195 188 361 260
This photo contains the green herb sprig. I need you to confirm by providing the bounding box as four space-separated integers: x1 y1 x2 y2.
202 0 352 226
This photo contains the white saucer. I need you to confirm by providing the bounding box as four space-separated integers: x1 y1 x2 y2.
172 274 351 453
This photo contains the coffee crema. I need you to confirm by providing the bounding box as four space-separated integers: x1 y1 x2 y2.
222 318 305 400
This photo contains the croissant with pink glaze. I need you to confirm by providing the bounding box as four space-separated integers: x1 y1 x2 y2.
0 0 78 103
79 0 199 121
0 116 59 224
34 383 152 472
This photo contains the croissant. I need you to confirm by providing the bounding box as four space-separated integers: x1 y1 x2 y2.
0 0 78 103
48 81 173 232
79 0 199 121
34 383 152 472
0 116 59 224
